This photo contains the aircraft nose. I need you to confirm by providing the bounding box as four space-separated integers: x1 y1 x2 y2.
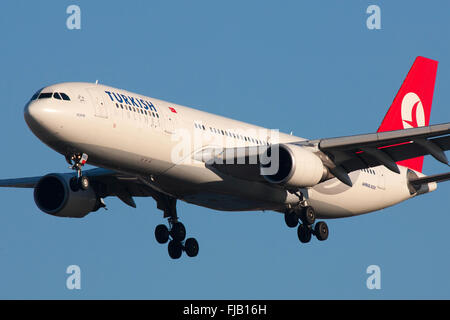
24 100 60 138
24 100 44 127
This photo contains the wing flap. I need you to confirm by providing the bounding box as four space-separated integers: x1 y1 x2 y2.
334 135 450 173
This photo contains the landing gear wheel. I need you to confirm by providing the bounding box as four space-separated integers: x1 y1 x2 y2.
297 224 312 243
69 177 79 192
155 194 200 259
184 238 199 257
302 206 316 225
314 221 329 241
170 222 186 242
168 240 183 259
155 224 170 244
284 211 298 228
79 176 90 190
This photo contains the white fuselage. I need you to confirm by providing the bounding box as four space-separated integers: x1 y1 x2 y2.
24 82 436 219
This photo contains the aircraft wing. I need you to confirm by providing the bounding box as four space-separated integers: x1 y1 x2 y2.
300 122 449 185
309 122 450 172
200 122 450 186
0 168 117 188
0 176 42 188
0 168 165 208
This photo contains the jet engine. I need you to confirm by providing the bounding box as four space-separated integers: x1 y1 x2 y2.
33 173 101 218
261 144 327 188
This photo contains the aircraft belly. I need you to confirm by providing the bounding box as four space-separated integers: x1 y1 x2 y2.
181 193 280 211
155 164 298 211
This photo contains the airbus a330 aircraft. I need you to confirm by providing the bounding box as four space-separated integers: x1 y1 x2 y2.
1 56 449 259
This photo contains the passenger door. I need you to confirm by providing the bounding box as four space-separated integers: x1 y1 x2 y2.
163 106 178 134
87 88 108 119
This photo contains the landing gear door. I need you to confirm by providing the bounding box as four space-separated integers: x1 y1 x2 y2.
87 88 108 119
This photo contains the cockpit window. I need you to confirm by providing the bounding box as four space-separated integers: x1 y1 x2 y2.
38 92 53 99
60 93 71 101
30 88 44 101
31 89 71 101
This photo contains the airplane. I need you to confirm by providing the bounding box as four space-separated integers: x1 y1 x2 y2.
1 56 449 259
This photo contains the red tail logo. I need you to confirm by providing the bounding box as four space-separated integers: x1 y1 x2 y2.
377 56 438 172
401 92 425 129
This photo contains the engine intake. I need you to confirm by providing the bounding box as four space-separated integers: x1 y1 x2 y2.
34 173 99 218
261 144 327 188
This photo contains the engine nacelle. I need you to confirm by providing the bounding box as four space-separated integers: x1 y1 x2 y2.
262 144 327 188
34 173 100 218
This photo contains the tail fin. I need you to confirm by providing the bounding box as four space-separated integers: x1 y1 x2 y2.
377 56 439 172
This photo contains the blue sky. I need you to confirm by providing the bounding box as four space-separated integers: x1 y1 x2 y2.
0 0 449 299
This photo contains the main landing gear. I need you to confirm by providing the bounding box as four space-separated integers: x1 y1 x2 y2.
154 195 199 259
284 206 329 244
66 153 90 192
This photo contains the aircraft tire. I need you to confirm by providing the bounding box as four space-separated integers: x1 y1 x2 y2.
155 224 170 244
69 177 79 192
284 211 299 228
170 222 186 242
79 176 90 190
168 240 183 259
297 224 312 243
184 238 199 257
302 206 316 225
314 221 329 241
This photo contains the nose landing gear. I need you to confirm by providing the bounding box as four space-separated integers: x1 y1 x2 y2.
66 153 90 191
